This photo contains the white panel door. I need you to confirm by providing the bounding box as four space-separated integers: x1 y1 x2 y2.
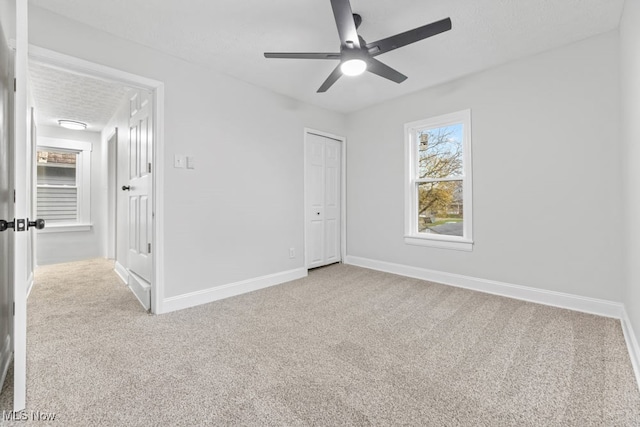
126 90 152 283
0 0 32 411
305 133 341 269
0 51 11 404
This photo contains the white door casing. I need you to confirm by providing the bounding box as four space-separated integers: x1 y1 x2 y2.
305 132 341 269
107 130 117 260
27 107 35 287
25 46 165 314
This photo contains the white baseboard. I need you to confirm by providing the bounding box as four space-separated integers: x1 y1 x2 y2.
621 309 640 392
161 268 308 314
344 256 624 319
114 261 128 285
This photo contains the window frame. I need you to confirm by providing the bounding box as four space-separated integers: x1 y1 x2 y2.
36 137 92 233
404 109 473 251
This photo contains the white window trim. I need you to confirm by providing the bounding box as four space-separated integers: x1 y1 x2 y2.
38 224 92 234
404 109 473 251
36 137 92 232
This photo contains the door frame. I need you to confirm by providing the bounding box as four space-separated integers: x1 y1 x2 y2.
27 45 166 314
303 128 347 270
106 129 118 260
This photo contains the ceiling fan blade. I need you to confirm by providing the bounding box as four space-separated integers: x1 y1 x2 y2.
366 18 452 57
366 58 407 83
317 65 343 93
264 52 341 60
330 0 361 48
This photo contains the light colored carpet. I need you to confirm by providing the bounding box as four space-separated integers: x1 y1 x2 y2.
1 258 639 426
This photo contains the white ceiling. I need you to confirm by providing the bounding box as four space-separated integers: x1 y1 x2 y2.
29 61 131 132
29 0 624 114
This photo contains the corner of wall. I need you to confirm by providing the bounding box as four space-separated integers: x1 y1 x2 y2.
160 267 308 314
619 0 640 390
622 307 640 391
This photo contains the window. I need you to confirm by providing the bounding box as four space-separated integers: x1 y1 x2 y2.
404 110 473 251
36 138 92 232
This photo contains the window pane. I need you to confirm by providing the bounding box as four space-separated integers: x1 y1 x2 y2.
418 181 463 236
417 124 463 179
36 150 78 223
37 151 77 186
37 187 78 223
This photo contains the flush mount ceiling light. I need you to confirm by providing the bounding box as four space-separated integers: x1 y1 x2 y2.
58 120 87 130
340 59 367 76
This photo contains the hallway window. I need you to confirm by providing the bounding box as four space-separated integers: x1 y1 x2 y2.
404 110 473 251
36 138 92 231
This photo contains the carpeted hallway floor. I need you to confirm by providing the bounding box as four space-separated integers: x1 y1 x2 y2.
1 258 639 426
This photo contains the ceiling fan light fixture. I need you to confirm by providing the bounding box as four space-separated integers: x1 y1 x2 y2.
340 59 367 76
58 120 87 130
263 0 452 92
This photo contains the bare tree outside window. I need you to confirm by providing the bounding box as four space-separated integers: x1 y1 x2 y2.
416 124 464 236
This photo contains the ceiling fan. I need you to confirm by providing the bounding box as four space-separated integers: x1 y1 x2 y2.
264 0 452 93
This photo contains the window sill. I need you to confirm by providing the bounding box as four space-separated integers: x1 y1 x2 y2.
37 224 92 234
404 235 473 252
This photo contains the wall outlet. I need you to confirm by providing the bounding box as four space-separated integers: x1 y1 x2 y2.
289 248 295 259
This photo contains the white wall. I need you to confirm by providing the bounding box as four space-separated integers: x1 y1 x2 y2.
35 125 104 265
620 0 640 352
29 6 626 311
346 31 623 302
28 6 346 301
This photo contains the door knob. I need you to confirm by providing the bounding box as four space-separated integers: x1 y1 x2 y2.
0 219 42 232
0 219 14 232
28 218 45 230
122 185 131 191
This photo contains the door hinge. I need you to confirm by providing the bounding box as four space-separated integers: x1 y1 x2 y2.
13 190 15 203
13 78 16 92
12 302 15 316
148 163 152 173
148 243 151 254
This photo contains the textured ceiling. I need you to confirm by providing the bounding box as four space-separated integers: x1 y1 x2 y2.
29 61 131 132
29 0 625 113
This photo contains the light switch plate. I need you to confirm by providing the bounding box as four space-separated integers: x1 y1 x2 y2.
174 155 185 168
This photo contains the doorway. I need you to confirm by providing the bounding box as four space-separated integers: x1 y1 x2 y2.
304 129 346 270
27 46 165 313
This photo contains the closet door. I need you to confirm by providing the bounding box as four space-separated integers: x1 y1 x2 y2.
306 133 341 269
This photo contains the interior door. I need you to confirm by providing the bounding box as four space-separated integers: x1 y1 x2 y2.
125 90 152 309
0 0 32 411
305 133 341 269
0 0 15 403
